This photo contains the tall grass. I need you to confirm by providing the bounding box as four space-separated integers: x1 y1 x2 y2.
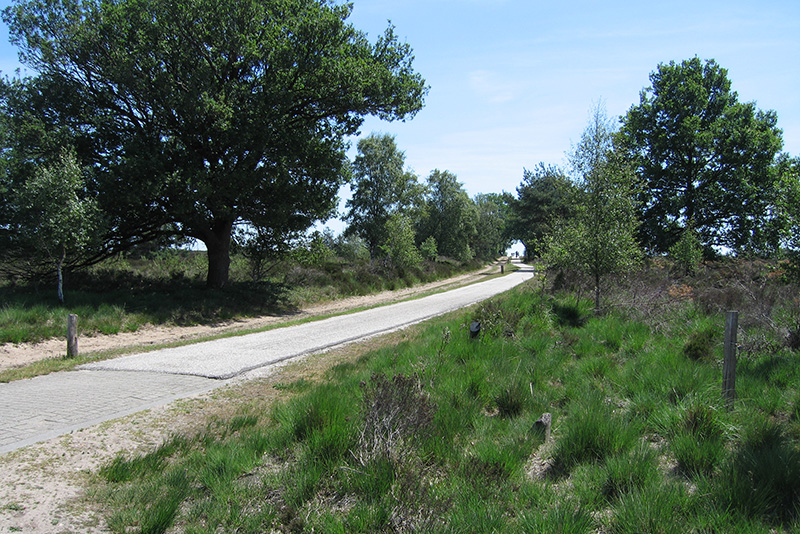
93 265 800 533
551 391 641 474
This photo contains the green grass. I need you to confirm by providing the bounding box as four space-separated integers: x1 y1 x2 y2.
90 272 800 533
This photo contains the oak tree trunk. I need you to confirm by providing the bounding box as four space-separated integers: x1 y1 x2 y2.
203 220 234 289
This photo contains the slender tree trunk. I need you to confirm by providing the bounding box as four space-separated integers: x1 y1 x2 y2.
594 270 601 314
202 219 234 289
57 246 65 304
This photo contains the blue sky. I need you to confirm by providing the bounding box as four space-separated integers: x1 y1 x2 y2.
2 0 798 239
343 0 799 194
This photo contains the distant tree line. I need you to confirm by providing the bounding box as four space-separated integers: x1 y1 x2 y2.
1 0 797 311
508 57 799 310
342 132 512 270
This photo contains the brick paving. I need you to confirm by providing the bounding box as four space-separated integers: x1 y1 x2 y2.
0 265 533 456
0 370 219 454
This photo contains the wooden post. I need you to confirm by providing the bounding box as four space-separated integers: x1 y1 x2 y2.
501 264 504 274
67 314 78 358
723 311 738 409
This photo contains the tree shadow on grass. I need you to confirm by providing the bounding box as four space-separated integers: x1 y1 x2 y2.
0 269 297 343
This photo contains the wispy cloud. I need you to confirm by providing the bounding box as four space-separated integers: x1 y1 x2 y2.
468 70 525 104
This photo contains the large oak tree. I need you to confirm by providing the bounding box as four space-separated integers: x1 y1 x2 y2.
618 57 783 255
2 0 427 287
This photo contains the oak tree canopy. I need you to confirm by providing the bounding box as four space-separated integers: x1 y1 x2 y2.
2 0 427 287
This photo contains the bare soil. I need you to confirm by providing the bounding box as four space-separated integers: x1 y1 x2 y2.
0 263 500 533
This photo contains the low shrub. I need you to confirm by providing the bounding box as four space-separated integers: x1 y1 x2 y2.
472 297 525 338
683 328 718 360
356 373 436 465
552 301 586 328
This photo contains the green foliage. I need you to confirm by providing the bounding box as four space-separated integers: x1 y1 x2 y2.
345 133 425 258
519 504 596 534
545 102 642 313
777 155 800 280
511 163 577 258
92 270 800 532
618 57 785 255
100 436 191 483
493 384 525 418
234 226 295 282
472 192 513 260
380 213 423 270
552 391 640 473
669 227 703 275
715 418 800 523
472 296 527 338
0 247 482 352
601 443 659 501
292 231 334 268
683 327 718 361
16 150 99 259
10 150 101 301
0 297 146 347
417 169 477 262
3 0 427 287
551 300 587 328
419 235 438 261
669 401 727 476
331 234 371 263
610 482 687 534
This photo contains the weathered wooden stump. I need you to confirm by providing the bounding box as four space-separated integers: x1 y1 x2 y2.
533 412 552 442
67 314 79 358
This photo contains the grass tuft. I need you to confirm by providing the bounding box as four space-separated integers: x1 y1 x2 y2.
552 392 640 474
715 418 800 524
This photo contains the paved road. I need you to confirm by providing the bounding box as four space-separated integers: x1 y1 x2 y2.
0 263 533 455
